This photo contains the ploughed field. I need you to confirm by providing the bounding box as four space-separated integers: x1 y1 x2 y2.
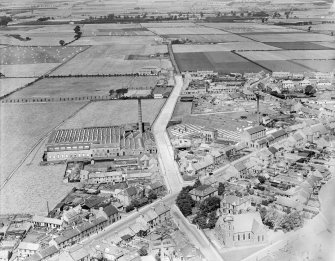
9 76 158 99
174 51 268 74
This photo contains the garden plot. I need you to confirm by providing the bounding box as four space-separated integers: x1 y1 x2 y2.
237 50 335 61
292 60 335 73
0 46 86 65
10 76 158 99
264 42 333 50
244 33 335 42
0 63 60 77
0 78 37 97
172 42 279 53
148 26 228 35
60 99 166 129
165 34 251 43
50 45 171 75
175 51 267 74
0 102 88 185
202 23 302 33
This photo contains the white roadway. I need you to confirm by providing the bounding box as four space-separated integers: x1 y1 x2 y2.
78 75 224 261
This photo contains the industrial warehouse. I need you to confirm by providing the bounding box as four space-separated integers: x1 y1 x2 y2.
44 100 157 162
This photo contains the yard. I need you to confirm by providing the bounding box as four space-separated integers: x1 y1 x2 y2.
60 99 166 129
9 76 158 99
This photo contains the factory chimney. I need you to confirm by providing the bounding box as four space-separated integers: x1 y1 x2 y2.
138 99 143 135
256 93 260 125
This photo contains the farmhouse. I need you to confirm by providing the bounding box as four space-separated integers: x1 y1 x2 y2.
45 100 157 162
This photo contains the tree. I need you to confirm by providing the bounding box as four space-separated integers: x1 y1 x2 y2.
259 207 267 222
148 190 158 201
109 89 115 96
218 182 225 196
200 12 204 18
176 189 195 217
74 25 81 34
199 196 220 215
59 40 65 46
193 179 201 189
207 211 218 229
305 85 316 96
280 211 304 232
258 175 266 184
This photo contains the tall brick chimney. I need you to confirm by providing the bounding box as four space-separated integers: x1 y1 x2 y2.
138 99 143 135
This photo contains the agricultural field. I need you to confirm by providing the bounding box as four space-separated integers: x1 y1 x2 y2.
0 24 82 46
0 78 37 98
0 102 88 185
292 60 335 73
0 46 86 65
243 33 335 42
82 24 154 36
50 45 172 75
315 41 335 49
0 63 60 77
236 50 335 61
286 23 335 35
141 22 197 28
147 26 227 35
60 99 166 129
165 34 251 43
69 35 161 46
201 23 302 33
124 90 152 97
172 42 279 53
264 42 333 50
174 51 268 74
9 76 158 99
253 60 312 73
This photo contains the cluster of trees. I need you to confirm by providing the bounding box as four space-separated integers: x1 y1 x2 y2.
192 196 220 229
59 26 82 46
37 17 53 22
259 207 304 232
305 85 316 96
125 198 149 212
109 88 128 98
176 185 196 217
0 16 12 26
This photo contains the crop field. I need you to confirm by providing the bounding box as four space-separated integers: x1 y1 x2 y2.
264 42 333 50
202 23 302 33
60 99 166 129
253 60 312 73
292 60 335 73
236 50 335 61
124 90 152 97
0 78 37 98
0 102 88 185
50 45 171 75
243 33 335 42
172 42 279 53
165 34 251 43
148 26 228 35
10 76 158 99
174 51 267 74
315 41 335 49
0 63 60 77
69 35 161 46
141 22 197 28
0 46 86 65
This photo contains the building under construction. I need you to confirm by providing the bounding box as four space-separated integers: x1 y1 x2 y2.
44 100 156 162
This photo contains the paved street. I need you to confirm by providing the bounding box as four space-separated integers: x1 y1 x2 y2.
152 75 184 193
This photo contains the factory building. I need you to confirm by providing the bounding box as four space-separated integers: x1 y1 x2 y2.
44 100 157 162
